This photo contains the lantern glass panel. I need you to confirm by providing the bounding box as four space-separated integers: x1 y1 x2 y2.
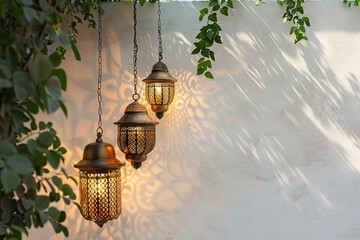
79 169 121 226
145 82 175 106
118 125 156 155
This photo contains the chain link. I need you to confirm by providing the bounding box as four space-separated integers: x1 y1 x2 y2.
97 0 103 136
157 0 163 61
132 0 139 100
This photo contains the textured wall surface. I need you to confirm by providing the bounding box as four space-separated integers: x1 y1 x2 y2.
30 2 360 240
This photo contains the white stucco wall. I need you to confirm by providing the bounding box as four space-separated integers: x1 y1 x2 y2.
29 1 360 240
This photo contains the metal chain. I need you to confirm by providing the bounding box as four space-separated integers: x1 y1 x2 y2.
157 0 163 61
97 0 103 136
132 0 140 101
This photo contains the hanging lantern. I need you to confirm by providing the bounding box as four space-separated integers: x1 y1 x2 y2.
114 101 158 169
143 0 177 119
114 0 158 169
143 61 177 119
74 134 125 228
74 0 125 227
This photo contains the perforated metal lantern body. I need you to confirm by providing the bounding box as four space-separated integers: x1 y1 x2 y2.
74 137 125 228
143 61 177 119
114 101 158 169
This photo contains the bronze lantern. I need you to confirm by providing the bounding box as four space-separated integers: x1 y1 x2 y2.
74 134 125 227
114 101 158 169
143 0 177 120
143 61 177 119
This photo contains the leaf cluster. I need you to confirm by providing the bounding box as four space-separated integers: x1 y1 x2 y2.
278 0 310 43
192 0 234 79
0 0 95 238
343 0 360 7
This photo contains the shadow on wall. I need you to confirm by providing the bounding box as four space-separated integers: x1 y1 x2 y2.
33 1 360 240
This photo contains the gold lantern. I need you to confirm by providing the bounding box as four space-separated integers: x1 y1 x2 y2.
143 61 177 119
74 0 125 227
74 135 125 227
114 0 158 170
143 0 177 119
114 101 158 169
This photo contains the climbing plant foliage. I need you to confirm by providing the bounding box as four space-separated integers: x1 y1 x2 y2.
0 0 98 238
191 0 313 78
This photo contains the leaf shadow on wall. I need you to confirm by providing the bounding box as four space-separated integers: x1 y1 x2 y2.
209 2 360 238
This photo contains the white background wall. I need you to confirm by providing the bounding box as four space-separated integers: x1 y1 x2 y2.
30 1 360 240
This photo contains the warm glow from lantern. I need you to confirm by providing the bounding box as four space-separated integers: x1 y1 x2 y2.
114 101 158 169
143 62 177 119
79 170 121 227
155 85 162 97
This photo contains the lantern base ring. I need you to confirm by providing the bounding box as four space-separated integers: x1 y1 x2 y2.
126 154 147 169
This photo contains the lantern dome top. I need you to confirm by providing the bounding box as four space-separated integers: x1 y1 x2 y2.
74 137 125 171
143 61 177 83
114 101 158 126
125 100 147 112
152 61 169 72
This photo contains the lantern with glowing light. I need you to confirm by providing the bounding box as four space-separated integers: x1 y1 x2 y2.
143 61 177 119
114 0 158 170
143 0 177 119
114 101 158 169
74 0 125 228
74 134 125 227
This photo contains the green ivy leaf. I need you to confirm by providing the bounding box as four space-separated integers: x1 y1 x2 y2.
38 132 54 148
52 69 67 91
25 99 39 114
52 175 62 188
7 154 34 175
227 0 234 8
49 192 60 202
58 100 68 118
34 196 50 210
47 207 60 220
60 184 72 196
220 6 228 16
46 150 60 169
21 198 33 211
208 13 217 22
58 211 66 223
70 40 81 61
13 71 32 101
46 75 62 99
204 71 214 79
58 147 67 154
197 67 205 75
62 225 69 237
0 140 17 158
30 53 53 83
1 168 20 193
49 52 62 68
